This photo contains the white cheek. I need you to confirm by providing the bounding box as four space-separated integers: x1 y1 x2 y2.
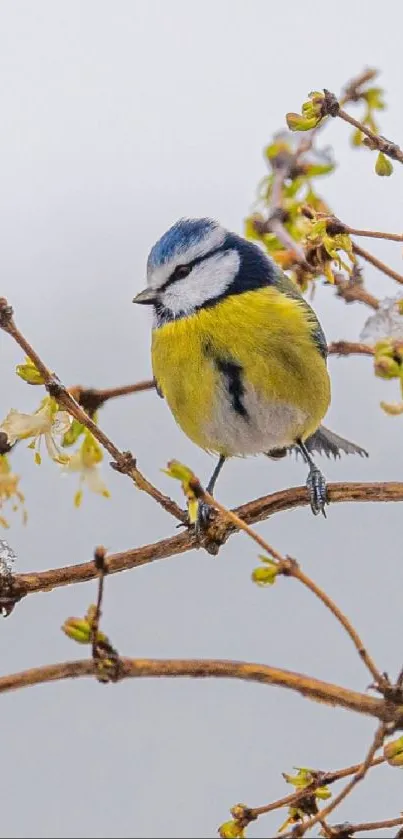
161 250 240 316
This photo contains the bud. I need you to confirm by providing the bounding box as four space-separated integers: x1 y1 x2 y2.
62 419 85 448
374 356 400 379
62 616 92 644
375 152 393 176
251 555 279 586
218 820 244 838
384 736 403 766
16 357 45 385
286 112 319 132
351 128 364 146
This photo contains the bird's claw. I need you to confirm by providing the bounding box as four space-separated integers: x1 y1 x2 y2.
306 467 328 517
195 500 214 538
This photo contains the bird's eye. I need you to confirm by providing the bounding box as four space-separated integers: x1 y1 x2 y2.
173 264 191 280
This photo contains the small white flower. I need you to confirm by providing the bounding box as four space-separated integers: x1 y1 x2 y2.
0 398 71 464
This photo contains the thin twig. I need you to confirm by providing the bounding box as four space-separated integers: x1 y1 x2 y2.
91 546 107 660
345 227 403 243
247 756 385 820
0 658 400 723
332 274 380 309
353 243 403 286
200 487 388 691
0 298 185 523
336 108 403 164
331 815 403 836
10 482 403 602
72 380 156 415
283 723 388 837
328 341 374 357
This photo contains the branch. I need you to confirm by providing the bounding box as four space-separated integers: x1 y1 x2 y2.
0 657 400 723
336 107 403 164
328 341 374 357
337 226 403 243
332 815 403 836
230 755 385 829
353 243 403 285
72 379 155 415
9 482 403 606
332 273 380 309
284 723 388 837
0 298 185 524
252 759 386 819
194 483 387 689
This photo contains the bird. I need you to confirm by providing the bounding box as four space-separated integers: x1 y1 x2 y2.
133 217 367 526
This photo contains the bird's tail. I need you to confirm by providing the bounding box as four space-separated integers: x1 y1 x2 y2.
301 425 368 459
266 425 368 460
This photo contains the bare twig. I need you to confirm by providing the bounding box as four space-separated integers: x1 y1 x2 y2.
331 815 403 837
332 273 380 309
91 546 107 660
72 380 156 415
0 658 400 724
342 226 403 243
284 723 388 837
353 244 403 286
328 341 374 357
0 298 185 523
336 108 403 164
246 755 385 821
200 487 387 691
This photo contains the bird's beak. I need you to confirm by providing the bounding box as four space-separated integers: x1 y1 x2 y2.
132 287 157 305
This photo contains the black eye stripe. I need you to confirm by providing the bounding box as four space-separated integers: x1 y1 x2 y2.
159 245 226 292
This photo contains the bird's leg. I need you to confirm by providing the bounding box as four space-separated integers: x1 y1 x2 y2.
297 439 328 517
195 455 226 535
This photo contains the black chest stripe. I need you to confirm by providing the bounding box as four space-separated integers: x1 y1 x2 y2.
215 358 248 419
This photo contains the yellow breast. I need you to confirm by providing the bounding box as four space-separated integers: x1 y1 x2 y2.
151 287 331 455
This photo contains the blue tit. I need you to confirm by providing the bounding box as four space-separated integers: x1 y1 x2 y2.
133 218 367 521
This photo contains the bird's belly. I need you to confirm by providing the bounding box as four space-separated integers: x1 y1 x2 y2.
203 382 308 456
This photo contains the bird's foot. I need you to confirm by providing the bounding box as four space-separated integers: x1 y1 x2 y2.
195 500 215 539
306 466 328 517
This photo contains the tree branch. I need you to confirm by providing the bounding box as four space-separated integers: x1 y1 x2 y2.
197 485 387 690
328 341 374 357
72 380 155 414
231 755 385 829
353 243 403 285
336 107 403 164
332 815 403 836
284 722 388 837
0 298 185 524
0 657 400 723
7 482 402 608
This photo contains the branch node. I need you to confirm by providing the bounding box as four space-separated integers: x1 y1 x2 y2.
0 297 14 329
110 450 137 474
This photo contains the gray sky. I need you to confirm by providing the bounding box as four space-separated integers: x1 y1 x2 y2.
0 1 402 837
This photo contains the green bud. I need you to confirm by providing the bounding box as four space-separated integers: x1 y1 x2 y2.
62 616 92 644
251 555 279 586
375 152 393 176
351 128 364 146
384 736 403 766
218 821 245 838
374 356 400 379
286 112 320 132
16 358 45 385
62 419 85 447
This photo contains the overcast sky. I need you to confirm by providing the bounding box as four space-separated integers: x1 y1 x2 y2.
0 2 402 837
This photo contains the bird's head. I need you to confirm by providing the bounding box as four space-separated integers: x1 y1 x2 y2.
133 217 275 323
